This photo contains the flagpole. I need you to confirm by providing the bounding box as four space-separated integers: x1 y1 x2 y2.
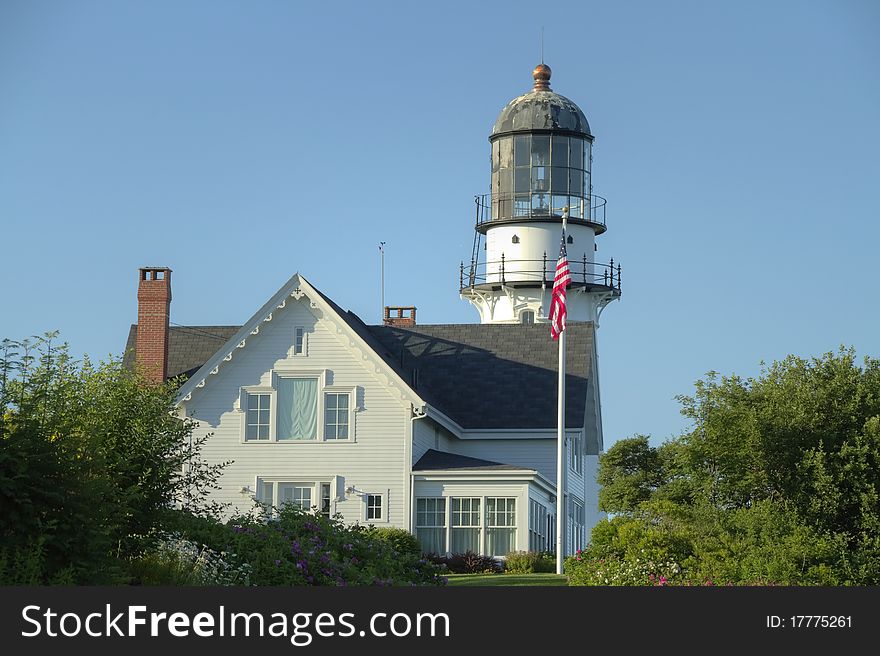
556 212 568 576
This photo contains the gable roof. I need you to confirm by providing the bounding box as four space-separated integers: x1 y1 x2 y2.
169 274 425 408
413 449 531 472
124 275 593 430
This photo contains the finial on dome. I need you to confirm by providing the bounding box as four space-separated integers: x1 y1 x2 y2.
532 63 551 91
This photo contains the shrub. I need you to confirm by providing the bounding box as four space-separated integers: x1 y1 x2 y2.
219 505 446 586
367 526 422 558
127 535 251 586
504 551 556 574
446 551 502 574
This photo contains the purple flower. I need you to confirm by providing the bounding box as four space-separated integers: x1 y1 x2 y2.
274 559 281 566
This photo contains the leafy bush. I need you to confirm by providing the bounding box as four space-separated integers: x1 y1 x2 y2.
367 526 422 558
446 551 502 574
504 551 556 574
212 505 446 586
127 535 251 585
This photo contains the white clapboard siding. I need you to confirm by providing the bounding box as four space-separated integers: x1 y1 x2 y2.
449 439 556 482
182 296 411 526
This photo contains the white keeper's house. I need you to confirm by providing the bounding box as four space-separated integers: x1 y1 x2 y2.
124 64 621 559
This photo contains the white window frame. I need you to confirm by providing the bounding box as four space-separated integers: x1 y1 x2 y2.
520 309 535 324
415 497 447 555
240 386 277 441
570 432 584 475
568 496 585 553
239 372 356 443
450 497 482 554
364 490 389 523
323 390 354 441
485 497 517 557
291 326 308 357
529 498 548 552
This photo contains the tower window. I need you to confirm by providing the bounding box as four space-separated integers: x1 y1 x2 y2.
511 234 520 244
567 235 574 244
521 310 535 325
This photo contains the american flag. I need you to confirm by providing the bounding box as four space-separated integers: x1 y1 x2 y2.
549 231 571 340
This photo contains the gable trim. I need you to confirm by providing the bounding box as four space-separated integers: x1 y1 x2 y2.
174 274 426 411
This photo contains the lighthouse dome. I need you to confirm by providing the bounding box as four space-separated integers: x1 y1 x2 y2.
492 64 592 137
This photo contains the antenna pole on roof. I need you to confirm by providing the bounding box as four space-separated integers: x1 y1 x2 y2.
379 242 386 323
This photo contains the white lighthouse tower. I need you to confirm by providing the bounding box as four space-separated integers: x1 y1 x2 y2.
460 64 621 323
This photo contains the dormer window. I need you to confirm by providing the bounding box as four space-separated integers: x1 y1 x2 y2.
520 310 535 325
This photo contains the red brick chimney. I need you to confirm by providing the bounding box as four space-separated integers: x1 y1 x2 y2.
383 306 416 327
136 267 172 384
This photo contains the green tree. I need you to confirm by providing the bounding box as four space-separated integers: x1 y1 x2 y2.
0 333 227 583
573 347 880 585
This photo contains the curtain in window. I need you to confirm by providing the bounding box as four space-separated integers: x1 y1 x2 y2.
486 528 515 557
277 378 317 440
416 528 446 555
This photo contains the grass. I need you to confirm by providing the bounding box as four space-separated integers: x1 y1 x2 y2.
445 573 568 587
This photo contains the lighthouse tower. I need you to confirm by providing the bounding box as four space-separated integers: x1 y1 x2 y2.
460 64 621 323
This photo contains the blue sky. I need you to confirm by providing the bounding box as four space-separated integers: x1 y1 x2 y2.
1 0 878 448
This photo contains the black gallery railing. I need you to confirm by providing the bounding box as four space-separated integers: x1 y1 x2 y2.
460 255 621 292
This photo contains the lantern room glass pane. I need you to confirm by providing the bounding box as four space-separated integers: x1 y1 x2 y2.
570 138 583 171
514 135 529 167
552 136 569 166
569 169 583 196
498 168 512 196
500 137 514 169
491 140 499 172
552 195 568 215
531 192 549 212
584 140 592 173
531 135 549 166
515 167 530 193
531 166 548 192
514 195 529 217
551 166 568 193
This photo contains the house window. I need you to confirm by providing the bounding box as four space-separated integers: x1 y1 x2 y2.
485 497 516 557
451 498 481 553
529 499 548 552
320 482 332 517
570 433 583 475
547 513 556 554
293 326 306 355
520 310 535 325
324 392 350 439
366 494 383 521
242 373 354 442
280 483 313 510
276 377 318 440
245 392 271 440
415 498 447 555
259 481 275 510
569 497 585 553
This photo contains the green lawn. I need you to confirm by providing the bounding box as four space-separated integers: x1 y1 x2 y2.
445 573 568 586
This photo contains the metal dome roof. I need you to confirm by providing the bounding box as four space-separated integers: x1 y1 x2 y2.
491 64 592 138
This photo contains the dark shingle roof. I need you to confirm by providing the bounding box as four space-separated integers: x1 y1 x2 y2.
123 325 240 379
366 322 592 429
413 449 531 472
